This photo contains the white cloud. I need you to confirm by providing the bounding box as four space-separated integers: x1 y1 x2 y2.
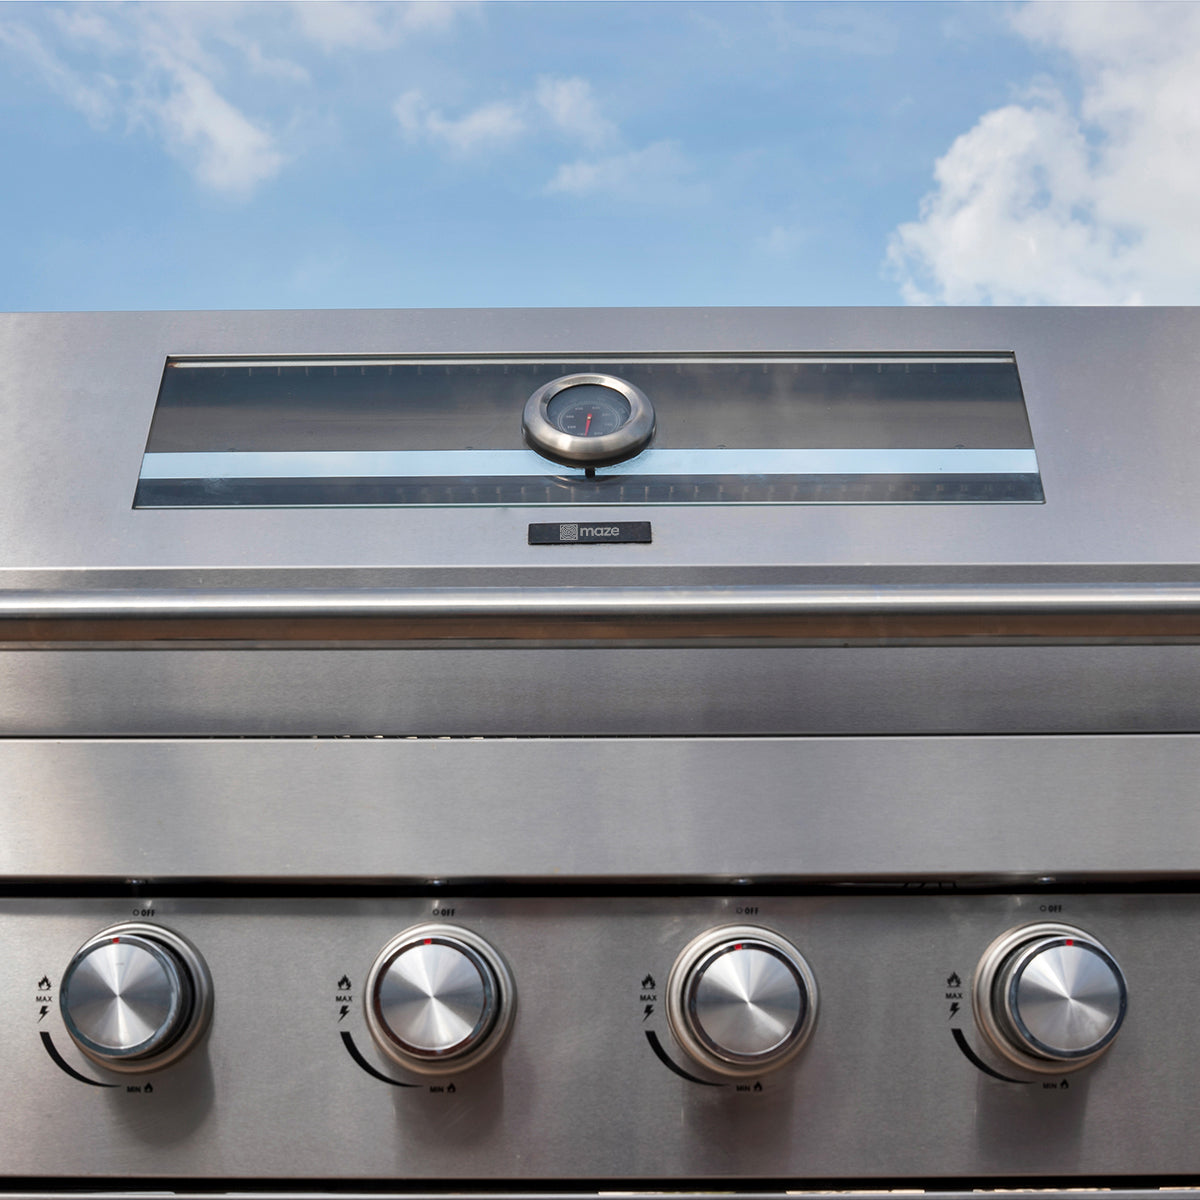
535 76 616 149
394 89 525 155
546 140 694 202
395 74 642 175
0 19 115 126
1 6 293 199
139 54 288 197
223 35 311 86
392 73 689 198
758 225 812 259
889 1 1200 304
51 7 125 54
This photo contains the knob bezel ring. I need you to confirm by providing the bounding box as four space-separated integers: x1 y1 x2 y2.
522 372 656 468
60 922 214 1074
972 922 1127 1074
365 923 516 1077
666 924 818 1079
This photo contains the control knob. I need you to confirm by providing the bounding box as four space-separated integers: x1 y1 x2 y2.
973 922 1127 1071
365 924 516 1075
60 923 213 1071
666 925 818 1077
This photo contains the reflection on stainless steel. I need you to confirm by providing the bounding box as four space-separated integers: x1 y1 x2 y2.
666 925 817 1078
972 922 1129 1073
1005 939 1126 1056
54 922 214 1073
2 582 1200 645
364 925 514 1076
61 936 183 1056
378 942 488 1052
1 308 1199 1200
689 944 804 1058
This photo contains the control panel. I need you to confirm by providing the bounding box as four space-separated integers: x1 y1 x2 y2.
0 893 1190 1183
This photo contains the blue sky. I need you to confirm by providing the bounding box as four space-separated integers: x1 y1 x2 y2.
2 1 1199 311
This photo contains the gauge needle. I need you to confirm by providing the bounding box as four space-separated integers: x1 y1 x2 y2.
584 412 592 435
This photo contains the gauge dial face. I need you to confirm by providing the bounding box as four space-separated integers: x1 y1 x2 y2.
522 373 655 468
545 385 632 438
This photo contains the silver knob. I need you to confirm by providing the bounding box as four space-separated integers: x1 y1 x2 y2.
365 924 516 1075
974 923 1127 1071
667 925 818 1077
60 923 213 1071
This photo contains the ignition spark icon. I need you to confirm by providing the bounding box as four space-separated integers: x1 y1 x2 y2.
948 1001 960 1020
338 1004 350 1022
643 1004 654 1021
37 1005 49 1022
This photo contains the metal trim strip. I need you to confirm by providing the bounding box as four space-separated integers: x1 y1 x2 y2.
1 1192 1194 1199
168 352 1019 368
0 583 1198 645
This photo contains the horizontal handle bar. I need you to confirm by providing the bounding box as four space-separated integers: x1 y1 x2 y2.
1 583 1199 645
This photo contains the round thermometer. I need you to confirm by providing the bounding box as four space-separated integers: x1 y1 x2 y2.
522 373 655 468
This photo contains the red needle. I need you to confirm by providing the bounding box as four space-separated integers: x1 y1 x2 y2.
584 412 592 435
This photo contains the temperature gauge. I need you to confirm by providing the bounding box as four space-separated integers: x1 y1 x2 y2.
523 373 655 468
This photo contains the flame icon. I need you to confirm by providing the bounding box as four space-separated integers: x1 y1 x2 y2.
337 975 352 990
37 976 51 990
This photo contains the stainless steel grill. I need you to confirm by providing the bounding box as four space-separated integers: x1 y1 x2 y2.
2 306 1200 1200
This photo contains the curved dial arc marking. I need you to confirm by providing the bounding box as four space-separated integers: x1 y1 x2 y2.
644 1029 724 1087
40 1031 120 1088
951 1028 1033 1084
340 1030 421 1088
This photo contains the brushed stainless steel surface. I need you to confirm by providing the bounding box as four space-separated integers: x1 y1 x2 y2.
365 925 513 1074
972 922 1127 1073
1 645 1198 736
3 306 1200 572
2 736 1200 882
687 944 805 1061
4 306 1200 1192
1002 938 1126 1059
667 925 817 1077
377 942 489 1051
2 892 1199 1181
56 921 213 1075
61 934 186 1061
14 1194 1198 1200
4 582 1200 645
